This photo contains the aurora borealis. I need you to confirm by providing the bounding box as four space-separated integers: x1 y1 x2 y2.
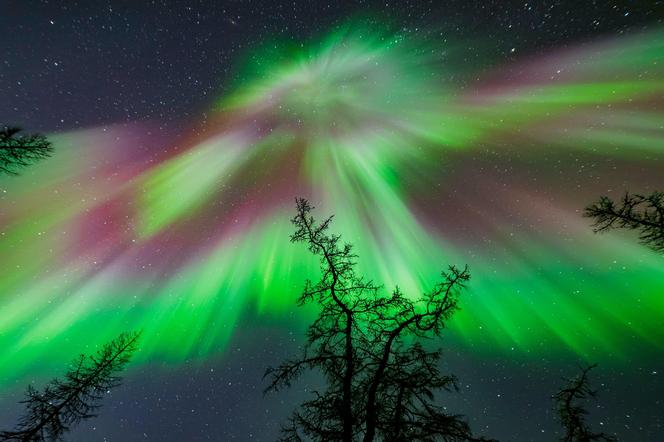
1 2 663 440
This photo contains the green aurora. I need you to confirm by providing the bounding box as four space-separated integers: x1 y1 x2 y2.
0 24 663 385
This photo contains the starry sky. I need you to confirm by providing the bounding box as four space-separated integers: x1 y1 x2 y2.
1 1 663 441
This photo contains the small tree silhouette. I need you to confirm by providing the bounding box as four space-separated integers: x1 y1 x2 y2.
0 331 141 442
584 192 664 253
0 126 53 175
552 364 616 442
265 198 491 442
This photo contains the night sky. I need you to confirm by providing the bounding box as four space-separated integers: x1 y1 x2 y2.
1 1 663 441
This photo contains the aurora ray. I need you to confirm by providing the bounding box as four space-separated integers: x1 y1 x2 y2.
1 23 663 385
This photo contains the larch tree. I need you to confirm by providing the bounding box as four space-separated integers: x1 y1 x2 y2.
0 126 53 175
0 331 141 442
552 364 616 442
265 198 492 442
584 192 664 253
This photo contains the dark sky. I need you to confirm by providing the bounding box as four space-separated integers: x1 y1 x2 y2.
1 1 663 441
1 0 660 132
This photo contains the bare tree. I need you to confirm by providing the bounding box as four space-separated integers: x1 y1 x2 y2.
0 331 141 442
584 192 664 253
265 198 492 442
552 364 616 442
0 126 53 175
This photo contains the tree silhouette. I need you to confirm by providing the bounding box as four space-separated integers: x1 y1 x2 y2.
0 331 141 442
265 198 491 442
584 192 664 253
552 364 616 442
0 126 53 175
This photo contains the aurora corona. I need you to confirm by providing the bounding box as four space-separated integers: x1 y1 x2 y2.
1 23 663 385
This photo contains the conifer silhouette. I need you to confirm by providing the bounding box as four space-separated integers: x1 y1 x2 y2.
553 364 616 442
0 126 53 175
266 198 492 442
585 192 664 253
0 331 140 442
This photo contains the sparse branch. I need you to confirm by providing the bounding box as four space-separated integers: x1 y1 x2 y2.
264 355 344 393
0 126 53 176
0 331 141 442
584 192 664 252
363 265 469 441
553 364 616 442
